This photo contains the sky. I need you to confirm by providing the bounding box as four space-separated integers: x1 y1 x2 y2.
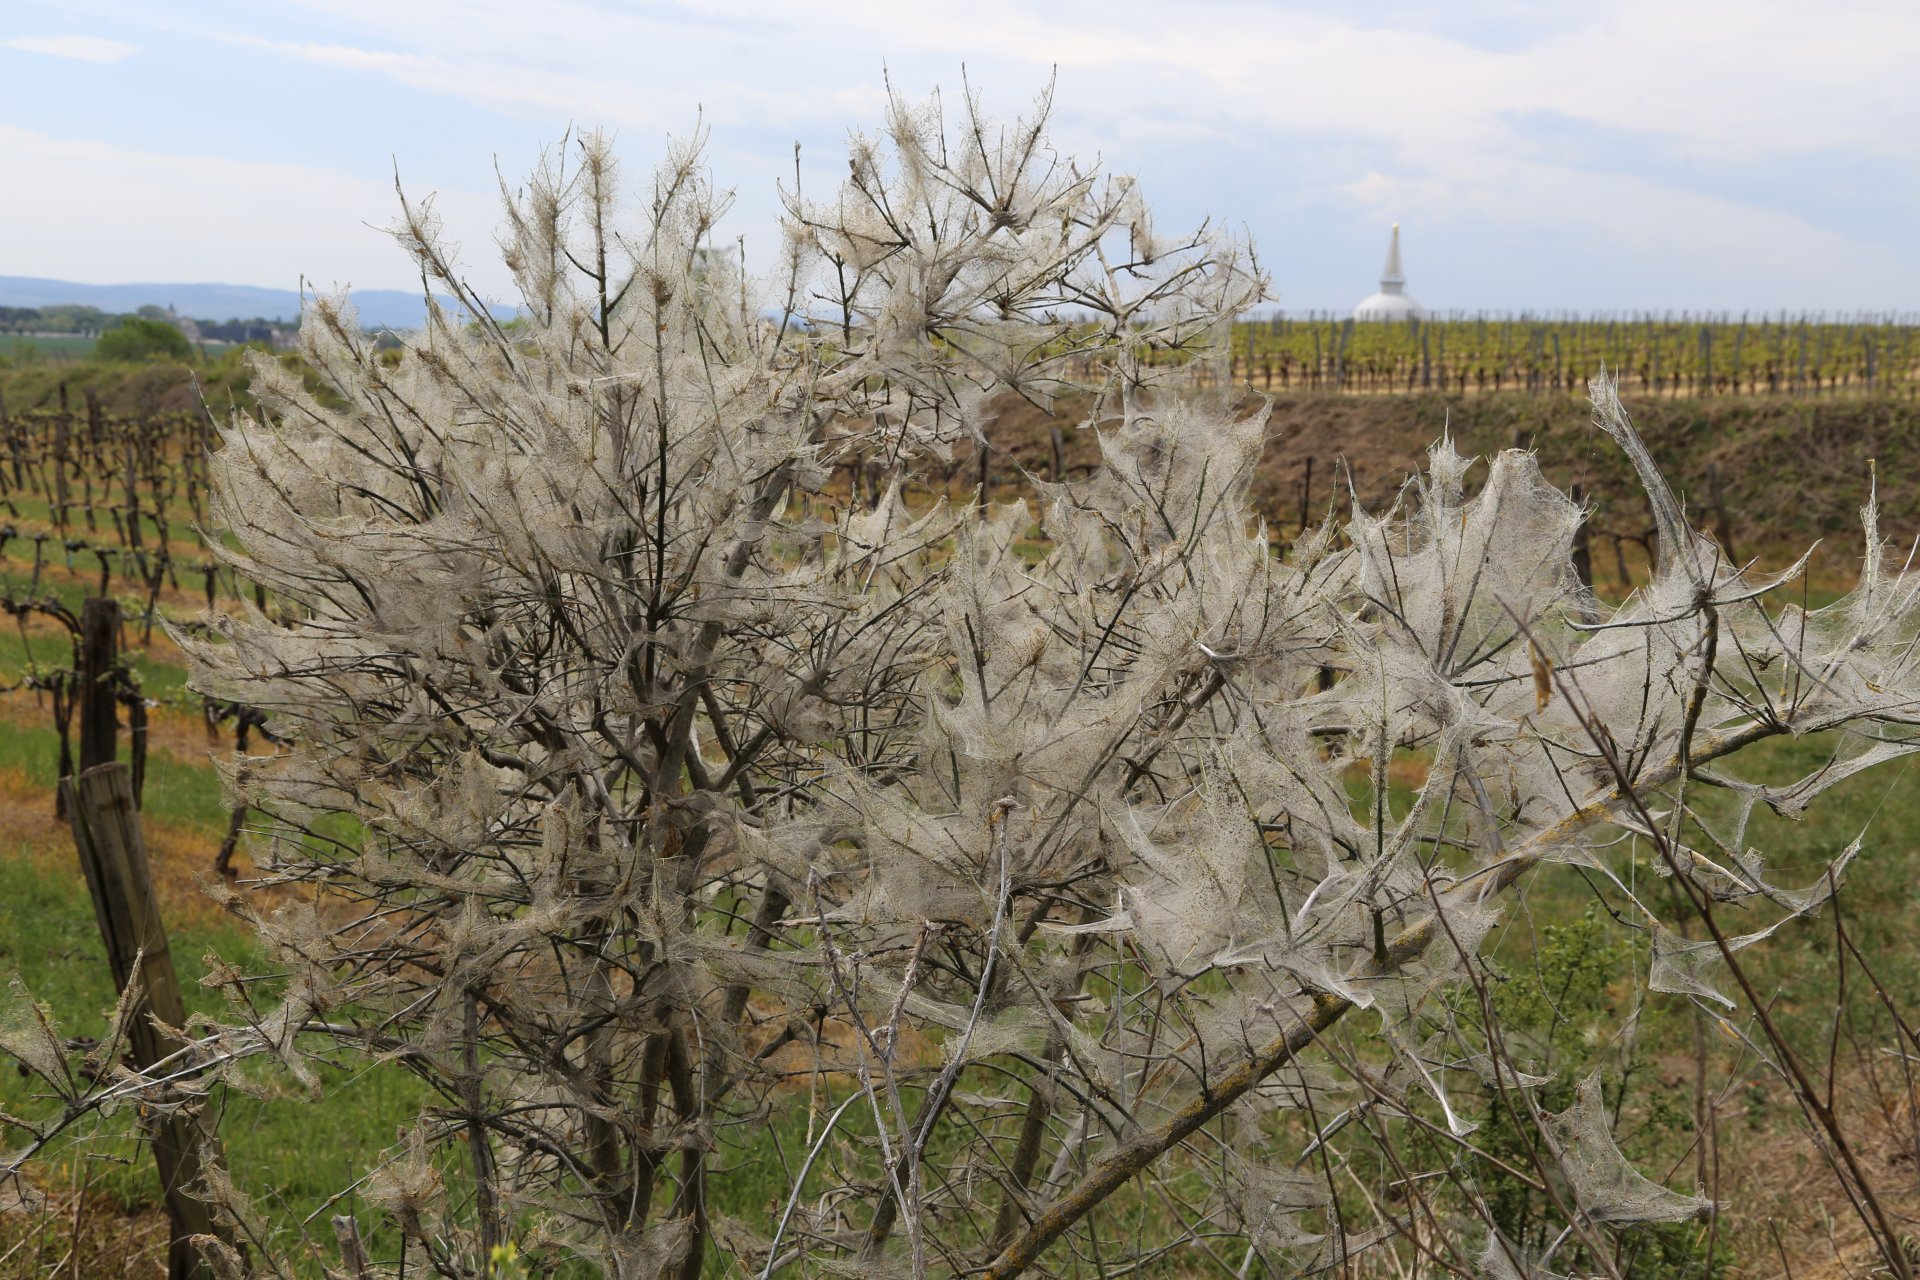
2 0 1917 316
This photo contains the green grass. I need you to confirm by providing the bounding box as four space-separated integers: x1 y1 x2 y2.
1 335 96 362
1493 722 1920 1011
0 662 210 803
0 336 247 365
0 851 429 1254
2 488 210 555
0 663 418 1258
0 600 199 712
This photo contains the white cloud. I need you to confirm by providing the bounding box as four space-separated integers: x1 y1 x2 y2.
213 0 1920 308
2 34 138 63
213 24 890 134
260 0 1920 160
0 127 503 294
9 0 1917 308
216 32 684 127
194 0 1912 199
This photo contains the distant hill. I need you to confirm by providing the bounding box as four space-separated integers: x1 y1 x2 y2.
0 276 515 330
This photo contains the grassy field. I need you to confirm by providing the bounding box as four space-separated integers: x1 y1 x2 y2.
0 687 430 1273
1 335 257 365
1 336 97 363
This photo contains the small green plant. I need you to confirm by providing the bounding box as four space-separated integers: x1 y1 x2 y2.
1467 907 1729 1280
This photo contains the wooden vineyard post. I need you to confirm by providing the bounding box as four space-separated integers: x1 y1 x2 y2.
1707 462 1741 567
1298 456 1313 537
84 386 105 448
1570 483 1599 621
51 407 72 532
977 439 991 519
63 763 235 1280
123 419 145 554
80 597 119 774
76 594 149 806
0 388 16 516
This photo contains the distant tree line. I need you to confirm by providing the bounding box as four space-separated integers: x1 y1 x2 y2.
0 304 117 334
0 304 296 347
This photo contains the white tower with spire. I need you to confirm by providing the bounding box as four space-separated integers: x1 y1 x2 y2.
1352 223 1426 322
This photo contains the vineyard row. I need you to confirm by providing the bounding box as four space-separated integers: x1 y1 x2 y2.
1212 315 1920 397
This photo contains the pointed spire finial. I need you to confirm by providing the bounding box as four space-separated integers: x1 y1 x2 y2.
1380 224 1405 294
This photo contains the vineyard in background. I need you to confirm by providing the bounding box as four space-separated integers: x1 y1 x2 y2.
1214 312 1920 397
11 312 1920 400
0 394 269 863
0 396 237 626
0 382 452 1276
